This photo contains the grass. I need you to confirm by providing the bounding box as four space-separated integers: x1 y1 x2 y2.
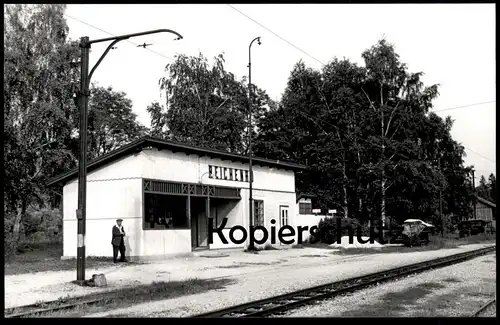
331 234 496 255
5 242 139 276
8 277 235 318
7 234 494 275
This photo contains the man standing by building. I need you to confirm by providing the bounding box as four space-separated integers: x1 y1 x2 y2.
112 218 127 263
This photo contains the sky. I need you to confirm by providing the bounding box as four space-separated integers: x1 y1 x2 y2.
64 3 496 181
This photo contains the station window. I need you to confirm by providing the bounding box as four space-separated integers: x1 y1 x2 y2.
254 200 264 226
144 193 189 230
299 202 312 215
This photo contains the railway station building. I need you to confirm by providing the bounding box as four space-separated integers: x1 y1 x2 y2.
475 196 496 228
47 136 307 260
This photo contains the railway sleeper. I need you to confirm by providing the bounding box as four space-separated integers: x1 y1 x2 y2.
242 307 265 313
277 299 299 304
190 247 495 319
318 289 334 294
224 313 248 317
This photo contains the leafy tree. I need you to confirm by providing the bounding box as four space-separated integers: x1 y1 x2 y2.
488 173 496 203
4 5 147 257
254 61 338 212
4 4 79 253
360 39 440 226
87 84 148 159
149 52 274 153
477 175 489 199
255 38 474 229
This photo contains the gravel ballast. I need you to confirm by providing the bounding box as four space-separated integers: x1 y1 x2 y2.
5 247 358 309
277 252 496 317
79 243 495 317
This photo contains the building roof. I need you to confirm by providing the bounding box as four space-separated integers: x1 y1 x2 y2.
476 195 496 208
46 136 307 186
296 192 316 203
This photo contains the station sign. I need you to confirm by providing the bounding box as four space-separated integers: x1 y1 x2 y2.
209 165 249 183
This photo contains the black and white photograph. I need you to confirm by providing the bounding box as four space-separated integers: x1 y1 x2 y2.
4 2 496 318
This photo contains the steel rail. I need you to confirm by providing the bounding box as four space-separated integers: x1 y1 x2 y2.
192 246 496 318
471 298 496 317
4 255 370 318
5 296 108 318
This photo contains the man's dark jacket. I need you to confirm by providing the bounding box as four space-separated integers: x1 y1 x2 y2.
111 225 125 247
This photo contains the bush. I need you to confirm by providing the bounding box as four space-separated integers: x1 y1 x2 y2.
23 207 62 244
317 217 364 244
4 206 62 261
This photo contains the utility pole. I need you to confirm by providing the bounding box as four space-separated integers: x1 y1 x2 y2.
380 93 386 242
439 188 443 238
75 37 90 285
472 168 477 220
73 29 182 285
246 36 261 251
438 154 444 238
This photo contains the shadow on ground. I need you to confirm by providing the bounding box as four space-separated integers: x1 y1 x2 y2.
5 243 145 276
15 277 236 318
328 236 496 256
340 282 446 316
340 279 496 317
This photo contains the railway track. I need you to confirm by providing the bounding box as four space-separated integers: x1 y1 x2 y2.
4 295 112 318
4 254 368 319
193 246 496 318
4 246 495 318
471 298 496 317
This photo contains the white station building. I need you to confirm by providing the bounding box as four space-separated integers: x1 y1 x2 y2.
47 136 308 260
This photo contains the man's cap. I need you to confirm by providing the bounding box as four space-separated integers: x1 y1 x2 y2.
116 218 123 222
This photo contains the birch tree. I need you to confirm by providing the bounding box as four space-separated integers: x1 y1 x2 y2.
149 52 274 154
361 39 439 227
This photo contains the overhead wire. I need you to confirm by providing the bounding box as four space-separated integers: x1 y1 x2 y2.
276 86 495 172
64 13 176 62
226 4 326 66
463 146 496 164
224 5 415 166
433 100 495 113
227 4 494 167
67 10 493 169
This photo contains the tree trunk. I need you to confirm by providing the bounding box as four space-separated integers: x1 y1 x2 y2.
356 142 363 221
359 197 363 220
380 86 386 229
342 158 348 219
381 169 386 227
10 202 25 253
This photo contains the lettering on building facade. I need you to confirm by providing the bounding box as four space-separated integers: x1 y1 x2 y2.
209 165 249 182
